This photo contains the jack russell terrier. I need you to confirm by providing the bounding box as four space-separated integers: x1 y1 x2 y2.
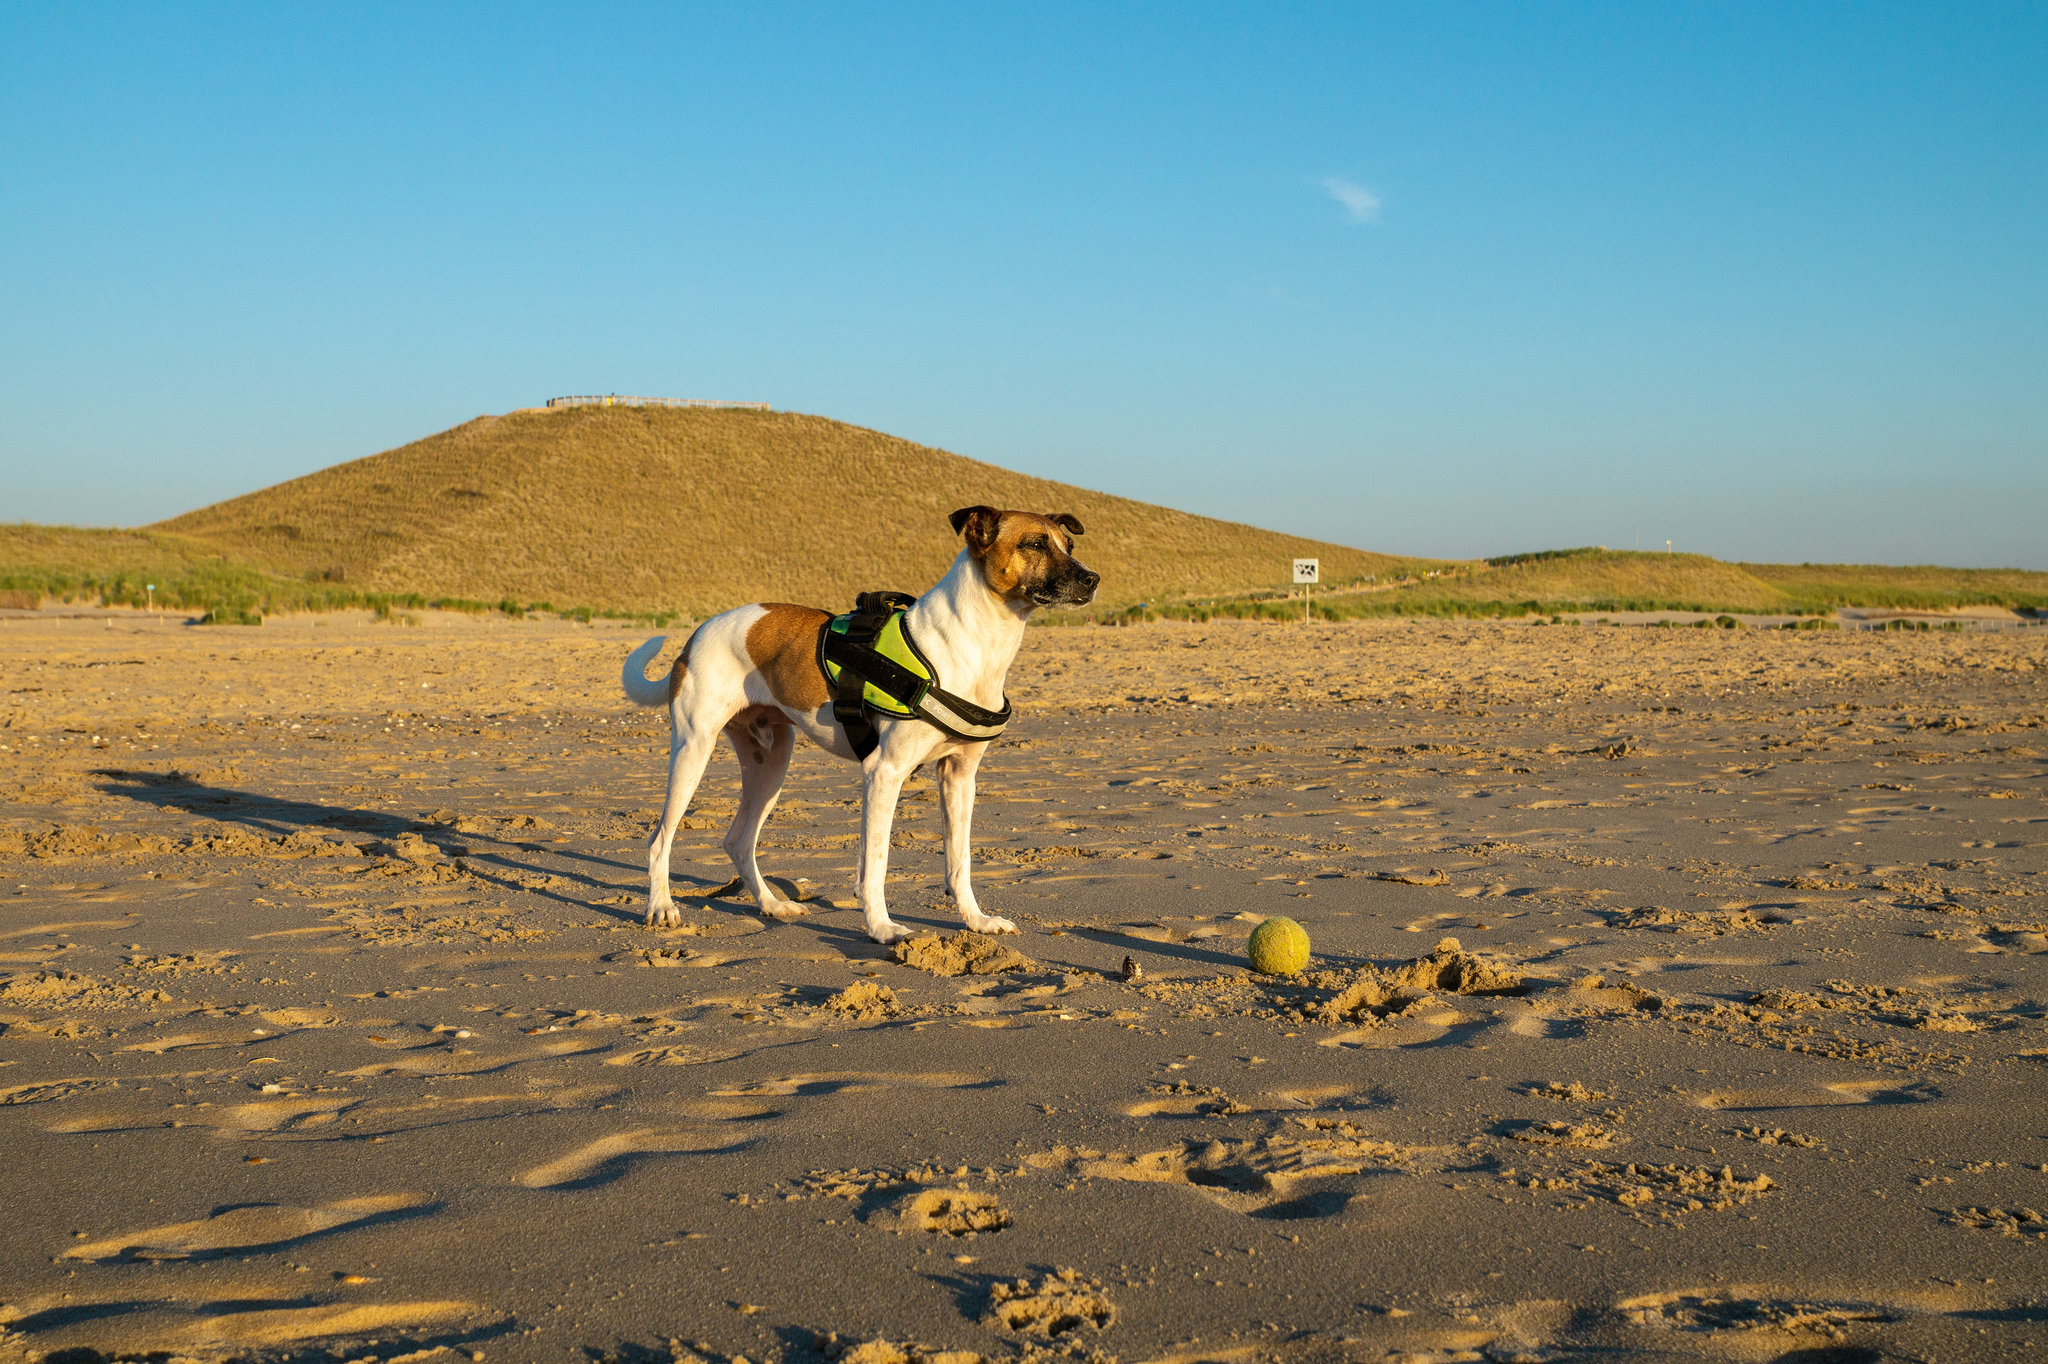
620 506 1099 943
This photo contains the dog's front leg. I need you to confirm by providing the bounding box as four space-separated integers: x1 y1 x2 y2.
855 741 922 945
939 745 1012 934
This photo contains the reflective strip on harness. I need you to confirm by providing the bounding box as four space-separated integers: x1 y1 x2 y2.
917 687 1009 741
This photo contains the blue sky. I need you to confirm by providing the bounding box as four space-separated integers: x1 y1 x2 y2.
3 3 2043 566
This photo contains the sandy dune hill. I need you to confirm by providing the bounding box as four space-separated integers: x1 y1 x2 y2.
152 406 1414 615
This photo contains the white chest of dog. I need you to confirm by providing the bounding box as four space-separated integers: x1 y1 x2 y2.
620 506 1099 944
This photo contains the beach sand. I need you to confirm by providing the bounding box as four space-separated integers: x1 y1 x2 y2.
1 610 2044 1362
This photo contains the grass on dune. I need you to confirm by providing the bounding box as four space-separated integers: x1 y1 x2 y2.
1384 550 1792 613
1095 549 2048 623
1744 562 2048 612
151 406 1425 616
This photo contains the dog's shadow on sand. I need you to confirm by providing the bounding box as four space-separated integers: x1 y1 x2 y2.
1058 927 1242 970
92 766 431 838
86 768 701 914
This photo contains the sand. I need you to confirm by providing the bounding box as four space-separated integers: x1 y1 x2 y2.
0 608 2044 1363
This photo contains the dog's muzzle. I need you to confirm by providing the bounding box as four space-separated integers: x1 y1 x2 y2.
1032 566 1100 607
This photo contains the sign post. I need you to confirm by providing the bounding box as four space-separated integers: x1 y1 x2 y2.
1292 558 1319 623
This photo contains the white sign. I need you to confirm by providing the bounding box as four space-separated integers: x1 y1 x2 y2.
1292 558 1320 585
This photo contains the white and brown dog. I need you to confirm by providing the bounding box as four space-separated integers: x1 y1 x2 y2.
620 506 1099 944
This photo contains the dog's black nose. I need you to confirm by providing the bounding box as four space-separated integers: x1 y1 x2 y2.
1079 570 1100 590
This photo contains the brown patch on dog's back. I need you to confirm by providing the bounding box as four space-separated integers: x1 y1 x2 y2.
746 604 831 711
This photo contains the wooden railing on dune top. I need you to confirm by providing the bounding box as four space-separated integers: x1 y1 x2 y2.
543 395 772 411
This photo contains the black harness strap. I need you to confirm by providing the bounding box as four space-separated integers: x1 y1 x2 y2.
823 591 916 760
820 630 929 707
816 590 1013 760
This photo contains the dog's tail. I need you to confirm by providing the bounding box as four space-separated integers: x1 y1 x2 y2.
621 636 674 708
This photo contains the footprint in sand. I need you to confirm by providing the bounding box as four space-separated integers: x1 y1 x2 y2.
1316 1007 1476 1050
1170 1168 1366 1221
1504 1002 1590 1039
1126 1082 1383 1118
1108 917 1243 946
0 917 134 940
1696 1079 1940 1111
119 1028 286 1055
668 1098 784 1122
1616 1288 1901 1335
1252 1083 1388 1113
62 1193 434 1261
1131 1346 1265 1364
3 1296 475 1357
45 1097 358 1137
339 1034 609 1079
518 1128 742 1189
1125 1086 1245 1118
0 1077 117 1106
257 1006 344 1028
1983 927 2048 954
1034 1131 1410 1221
868 1187 1012 1236
210 1093 365 1133
1822 1078 1943 1104
706 1071 990 1098
605 1043 744 1067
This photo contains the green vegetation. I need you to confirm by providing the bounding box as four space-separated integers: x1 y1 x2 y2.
1057 548 2048 624
1744 561 2048 612
1484 547 1606 568
0 524 681 626
0 524 343 619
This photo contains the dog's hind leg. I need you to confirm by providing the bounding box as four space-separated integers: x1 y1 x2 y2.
646 721 720 929
723 709 804 922
937 744 1013 935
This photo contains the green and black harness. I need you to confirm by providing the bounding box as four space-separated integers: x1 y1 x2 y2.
817 591 1012 760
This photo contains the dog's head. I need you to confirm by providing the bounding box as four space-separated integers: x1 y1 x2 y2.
949 506 1100 608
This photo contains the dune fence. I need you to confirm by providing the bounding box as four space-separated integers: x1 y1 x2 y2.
543 395 771 411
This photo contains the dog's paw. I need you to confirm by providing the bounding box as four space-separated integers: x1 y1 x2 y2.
646 903 683 929
965 913 1017 936
865 921 913 946
760 899 810 922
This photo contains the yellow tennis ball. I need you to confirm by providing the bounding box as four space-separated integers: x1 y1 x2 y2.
1247 916 1311 976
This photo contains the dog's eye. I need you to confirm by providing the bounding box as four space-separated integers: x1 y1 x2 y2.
1023 537 1049 551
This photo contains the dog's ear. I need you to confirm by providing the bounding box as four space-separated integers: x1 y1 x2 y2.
949 505 1000 550
1048 513 1084 537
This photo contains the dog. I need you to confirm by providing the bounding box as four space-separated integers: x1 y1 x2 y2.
620 505 1099 944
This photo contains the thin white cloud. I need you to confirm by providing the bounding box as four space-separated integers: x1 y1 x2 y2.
1322 175 1381 224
